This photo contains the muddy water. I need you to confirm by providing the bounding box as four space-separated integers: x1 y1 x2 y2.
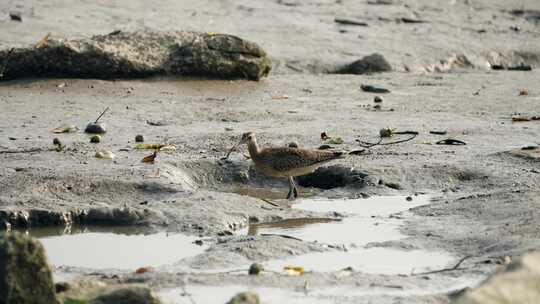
254 195 455 274
21 226 206 270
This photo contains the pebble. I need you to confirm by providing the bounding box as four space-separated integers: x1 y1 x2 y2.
374 96 383 103
135 134 144 142
90 135 101 143
248 263 264 275
85 122 107 134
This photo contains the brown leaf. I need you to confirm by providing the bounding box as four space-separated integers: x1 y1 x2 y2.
512 116 530 122
142 151 157 163
135 267 153 274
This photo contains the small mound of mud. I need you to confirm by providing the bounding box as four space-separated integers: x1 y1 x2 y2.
0 31 271 81
297 165 368 189
336 53 392 75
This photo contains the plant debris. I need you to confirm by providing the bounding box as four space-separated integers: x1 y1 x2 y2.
134 143 175 151
95 151 115 159
283 265 305 276
142 150 158 163
334 18 368 26
361 84 391 93
436 139 466 145
430 130 447 135
52 124 78 133
325 137 344 145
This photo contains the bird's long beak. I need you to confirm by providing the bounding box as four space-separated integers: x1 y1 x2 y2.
223 141 240 160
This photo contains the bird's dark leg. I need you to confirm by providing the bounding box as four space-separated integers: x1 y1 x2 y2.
287 176 298 200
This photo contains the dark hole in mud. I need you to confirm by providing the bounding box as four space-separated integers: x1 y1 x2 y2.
297 165 368 189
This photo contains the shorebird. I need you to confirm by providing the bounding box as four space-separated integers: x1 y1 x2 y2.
228 132 344 200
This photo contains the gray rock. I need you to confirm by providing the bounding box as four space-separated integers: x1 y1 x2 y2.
226 292 260 304
337 53 392 75
91 286 161 304
0 232 58 304
0 31 271 81
452 252 540 304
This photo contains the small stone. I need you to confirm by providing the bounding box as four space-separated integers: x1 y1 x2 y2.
338 53 392 75
287 141 299 148
9 12 22 22
55 282 70 293
373 104 382 110
374 96 383 103
85 122 107 134
135 134 144 142
95 151 115 159
406 196 413 201
226 292 260 304
53 138 62 145
248 263 264 275
90 135 102 143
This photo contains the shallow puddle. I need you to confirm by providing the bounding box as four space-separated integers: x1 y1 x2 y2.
265 247 453 275
21 226 206 270
248 195 430 246
159 285 333 304
255 195 455 274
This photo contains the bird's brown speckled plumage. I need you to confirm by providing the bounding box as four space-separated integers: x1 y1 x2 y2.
236 131 344 200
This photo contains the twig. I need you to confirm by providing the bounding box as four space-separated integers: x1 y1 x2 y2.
260 198 280 207
260 233 303 241
0 148 43 154
412 255 472 275
94 106 110 123
356 132 417 148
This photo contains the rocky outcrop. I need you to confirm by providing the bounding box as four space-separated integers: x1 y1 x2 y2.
0 232 57 304
0 31 271 81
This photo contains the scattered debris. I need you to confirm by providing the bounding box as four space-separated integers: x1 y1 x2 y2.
34 33 51 49
271 94 289 100
413 255 471 275
318 144 333 150
142 150 158 163
52 124 78 133
436 139 466 145
379 127 395 138
90 135 102 143
135 134 144 142
248 263 264 275
361 84 391 93
337 53 392 75
400 17 427 23
325 137 344 145
321 132 330 140
146 119 171 126
9 12 22 22
334 18 368 26
430 130 447 135
284 265 305 275
134 267 154 274
53 138 65 152
287 141 299 148
85 107 109 134
348 149 366 155
95 151 115 159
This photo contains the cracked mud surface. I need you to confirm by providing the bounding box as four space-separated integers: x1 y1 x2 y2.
1 0 540 303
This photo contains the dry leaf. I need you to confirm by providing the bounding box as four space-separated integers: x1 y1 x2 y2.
271 95 289 100
142 151 157 163
52 124 78 133
135 267 153 274
284 265 305 276
95 151 115 159
135 143 165 150
34 33 51 49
